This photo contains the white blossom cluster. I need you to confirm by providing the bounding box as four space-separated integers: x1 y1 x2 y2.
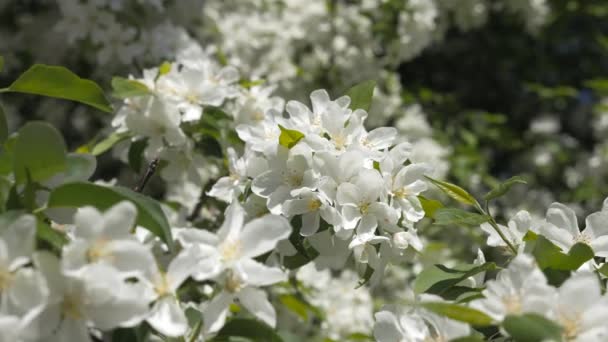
373 198 608 342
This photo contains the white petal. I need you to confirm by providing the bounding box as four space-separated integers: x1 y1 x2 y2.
203 291 233 334
147 297 188 337
239 215 291 259
300 212 320 236
373 310 405 342
237 259 286 286
217 203 245 242
546 203 579 236
102 201 138 239
73 206 104 240
237 287 276 327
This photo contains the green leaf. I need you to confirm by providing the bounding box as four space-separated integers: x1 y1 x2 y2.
484 176 527 201
36 219 68 251
598 263 608 277
158 61 172 77
532 235 594 271
414 262 496 296
111 77 150 99
279 294 309 321
212 318 284 342
345 80 376 111
128 138 148 172
8 64 112 112
425 176 479 206
278 125 305 149
13 122 67 184
418 195 443 218
420 302 493 326
0 103 7 145
0 56 4 72
433 208 490 226
63 154 96 183
90 132 131 156
450 336 486 342
47 182 174 250
502 314 563 342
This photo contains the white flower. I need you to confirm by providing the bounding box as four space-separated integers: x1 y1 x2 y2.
282 189 341 236
61 201 155 278
337 169 397 237
157 62 239 122
252 147 317 215
540 202 608 256
551 271 608 341
387 163 430 224
32 252 149 342
208 148 267 203
471 253 555 321
481 210 534 249
179 203 291 333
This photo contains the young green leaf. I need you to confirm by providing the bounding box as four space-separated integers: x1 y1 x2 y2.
47 182 174 250
13 122 67 184
432 208 490 226
8 64 112 112
425 176 479 206
420 302 493 326
158 61 172 77
36 219 68 251
111 77 151 99
212 318 284 342
532 235 594 271
90 131 131 156
278 125 305 149
279 295 309 321
483 176 527 201
0 103 7 145
414 262 496 296
502 314 563 342
418 195 443 218
345 80 376 111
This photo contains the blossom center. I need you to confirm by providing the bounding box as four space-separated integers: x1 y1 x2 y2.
501 294 522 314
87 238 112 263
307 199 322 211
284 171 303 187
62 293 84 320
154 272 171 297
359 202 371 215
333 134 347 149
573 232 591 245
559 312 582 340
219 239 242 262
224 270 244 293
393 187 410 199
0 266 14 290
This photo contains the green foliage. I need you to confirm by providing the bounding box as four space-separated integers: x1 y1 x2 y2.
158 61 172 77
111 77 150 99
279 294 309 321
278 125 305 149
36 219 68 251
414 262 495 298
425 176 479 207
13 122 67 184
0 103 7 145
418 195 443 218
530 235 594 271
345 80 376 111
47 182 174 250
89 132 132 156
211 318 284 342
63 154 96 183
0 56 4 72
502 314 563 342
432 208 490 227
420 302 493 326
7 64 112 112
483 176 527 202
128 138 148 172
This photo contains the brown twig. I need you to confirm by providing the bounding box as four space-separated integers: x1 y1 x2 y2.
134 158 159 193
